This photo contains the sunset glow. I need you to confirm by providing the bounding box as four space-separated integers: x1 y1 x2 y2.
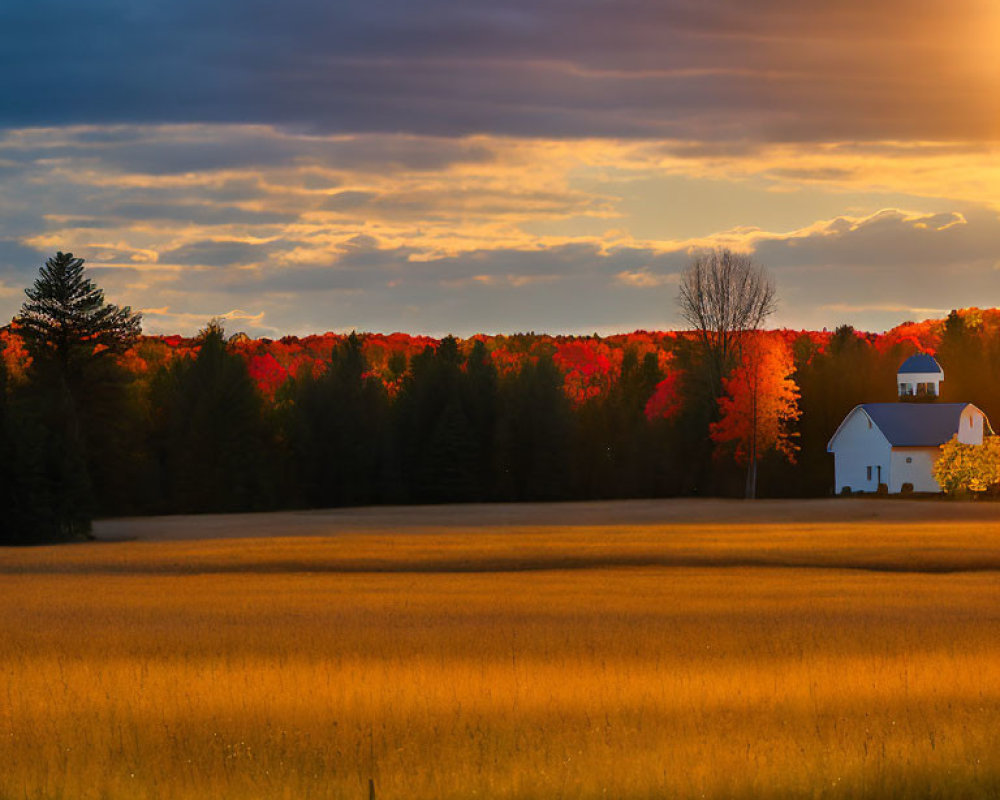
2 2 1000 335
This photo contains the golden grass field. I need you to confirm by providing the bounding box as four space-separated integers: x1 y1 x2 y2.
1 499 998 799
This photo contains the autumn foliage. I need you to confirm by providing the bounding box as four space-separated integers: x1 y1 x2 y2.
710 334 800 464
643 373 682 422
932 435 1000 495
38 329 684 408
10 302 1000 539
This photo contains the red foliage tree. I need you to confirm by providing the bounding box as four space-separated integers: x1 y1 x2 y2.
552 339 622 405
643 372 683 422
246 353 289 399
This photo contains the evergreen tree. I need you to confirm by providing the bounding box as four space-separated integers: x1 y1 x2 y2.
581 349 667 498
937 310 978 405
0 358 56 543
652 335 716 495
421 397 478 501
607 350 665 497
392 337 482 502
284 333 388 507
12 252 142 538
151 321 274 513
18 252 141 373
495 355 571 501
460 340 499 498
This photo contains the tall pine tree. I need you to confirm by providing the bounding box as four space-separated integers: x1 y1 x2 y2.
14 252 142 539
18 252 141 373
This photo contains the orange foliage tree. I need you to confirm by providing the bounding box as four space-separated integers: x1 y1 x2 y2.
710 333 801 496
0 326 31 383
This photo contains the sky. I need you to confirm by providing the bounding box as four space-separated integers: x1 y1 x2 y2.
2 0 1000 337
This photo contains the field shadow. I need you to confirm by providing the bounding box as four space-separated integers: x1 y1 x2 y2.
2 551 999 576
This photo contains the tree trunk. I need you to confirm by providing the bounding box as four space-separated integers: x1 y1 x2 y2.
745 347 759 500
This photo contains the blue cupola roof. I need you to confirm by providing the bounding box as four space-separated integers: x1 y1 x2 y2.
898 353 942 375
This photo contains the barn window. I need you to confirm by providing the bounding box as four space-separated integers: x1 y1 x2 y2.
866 466 872 481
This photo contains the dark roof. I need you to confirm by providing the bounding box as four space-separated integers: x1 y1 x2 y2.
862 403 971 447
898 353 942 374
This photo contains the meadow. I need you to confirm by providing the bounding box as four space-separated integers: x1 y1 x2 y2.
1 499 998 799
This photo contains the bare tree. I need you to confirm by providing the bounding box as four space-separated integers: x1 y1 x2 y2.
678 248 776 398
678 248 776 499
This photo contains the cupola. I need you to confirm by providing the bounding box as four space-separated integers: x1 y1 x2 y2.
897 353 943 398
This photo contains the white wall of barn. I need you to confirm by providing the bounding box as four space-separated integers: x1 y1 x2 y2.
957 406 986 445
889 447 941 492
830 408 892 494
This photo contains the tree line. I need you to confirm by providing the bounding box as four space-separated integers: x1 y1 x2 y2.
4 251 997 543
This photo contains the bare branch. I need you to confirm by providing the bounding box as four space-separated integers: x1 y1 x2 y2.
678 248 775 395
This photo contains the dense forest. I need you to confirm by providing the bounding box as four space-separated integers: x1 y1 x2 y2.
3 253 1000 543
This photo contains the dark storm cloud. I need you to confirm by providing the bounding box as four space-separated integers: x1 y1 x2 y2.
758 209 1000 274
0 130 298 175
0 127 495 177
183 209 1000 311
157 238 690 335
1 0 992 141
749 207 1000 330
159 239 281 267
414 243 688 284
182 239 685 298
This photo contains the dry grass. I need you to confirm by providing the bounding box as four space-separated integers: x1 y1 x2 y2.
1 502 999 799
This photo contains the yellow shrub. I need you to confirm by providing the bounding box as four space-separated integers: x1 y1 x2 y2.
933 434 1000 494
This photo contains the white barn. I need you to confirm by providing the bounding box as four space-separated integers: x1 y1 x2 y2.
826 353 993 494
827 402 989 493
